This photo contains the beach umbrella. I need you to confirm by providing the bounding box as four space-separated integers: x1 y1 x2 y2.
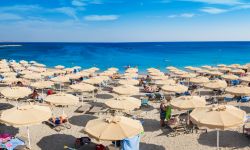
108 67 119 71
89 67 100 72
40 71 55 77
64 68 74 72
221 74 239 80
162 84 188 93
239 76 250 82
0 104 52 148
166 66 177 70
105 97 141 111
225 85 250 96
189 76 209 84
66 73 82 80
70 83 96 92
70 83 96 105
83 77 105 85
149 71 165 76
122 73 138 79
50 76 70 82
202 65 213 69
217 64 227 67
154 79 176 85
52 69 66 74
173 70 188 75
31 81 54 89
190 105 246 149
228 64 241 69
231 69 245 74
170 96 206 110
33 63 46 68
118 79 139 86
218 67 231 72
27 67 46 72
1 72 17 77
22 73 42 80
208 71 223 76
0 68 11 73
19 70 34 75
84 116 143 141
51 76 69 91
125 68 138 73
55 65 65 69
151 75 168 80
0 86 32 100
113 85 139 95
203 80 227 90
99 71 116 76
19 60 28 64
79 71 91 77
178 73 196 78
29 61 37 64
44 93 78 106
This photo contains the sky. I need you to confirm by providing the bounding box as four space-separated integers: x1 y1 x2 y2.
0 0 250 42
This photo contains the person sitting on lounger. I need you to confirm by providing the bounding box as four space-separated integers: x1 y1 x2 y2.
30 89 39 99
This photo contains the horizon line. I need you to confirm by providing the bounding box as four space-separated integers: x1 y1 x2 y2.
1 40 250 43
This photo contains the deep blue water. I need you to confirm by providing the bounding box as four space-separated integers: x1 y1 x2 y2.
0 42 250 72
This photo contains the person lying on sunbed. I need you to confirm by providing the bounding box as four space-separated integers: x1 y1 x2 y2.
51 115 68 125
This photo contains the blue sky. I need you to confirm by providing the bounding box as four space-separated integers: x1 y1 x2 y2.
0 0 250 42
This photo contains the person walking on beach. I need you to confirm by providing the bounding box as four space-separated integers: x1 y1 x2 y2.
160 100 171 127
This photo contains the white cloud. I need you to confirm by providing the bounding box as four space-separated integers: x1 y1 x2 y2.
0 13 23 20
200 7 228 14
53 7 78 20
168 13 195 18
180 13 195 18
182 0 244 5
84 15 119 21
0 5 41 12
72 0 86 7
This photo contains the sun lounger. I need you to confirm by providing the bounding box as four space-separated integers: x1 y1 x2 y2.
45 118 71 132
75 104 92 113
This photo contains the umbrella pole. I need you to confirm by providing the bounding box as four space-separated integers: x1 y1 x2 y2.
27 126 31 149
81 94 84 106
217 130 219 150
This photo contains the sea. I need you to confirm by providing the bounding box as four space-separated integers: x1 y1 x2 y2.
0 42 250 72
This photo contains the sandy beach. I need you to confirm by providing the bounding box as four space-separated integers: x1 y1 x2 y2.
1 84 249 150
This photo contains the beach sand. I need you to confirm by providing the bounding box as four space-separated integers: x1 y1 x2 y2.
0 88 249 150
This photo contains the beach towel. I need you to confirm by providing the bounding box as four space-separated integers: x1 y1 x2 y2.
121 135 140 150
165 106 172 121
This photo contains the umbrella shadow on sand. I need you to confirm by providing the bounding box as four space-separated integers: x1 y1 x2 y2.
37 134 76 150
198 130 250 149
142 119 161 132
96 94 114 99
239 106 250 114
0 103 14 111
140 143 165 150
69 114 98 127
0 123 19 136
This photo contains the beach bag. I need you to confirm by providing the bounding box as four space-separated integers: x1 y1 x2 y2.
165 106 172 121
96 144 106 150
75 137 91 148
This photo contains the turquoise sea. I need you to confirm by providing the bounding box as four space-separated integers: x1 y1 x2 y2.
0 42 250 72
